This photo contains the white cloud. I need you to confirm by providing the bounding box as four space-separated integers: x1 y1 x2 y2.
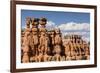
58 22 90 31
45 21 90 42
82 36 90 43
46 21 57 30
47 21 55 27
58 22 90 42
22 25 26 29
62 31 90 42
62 31 89 36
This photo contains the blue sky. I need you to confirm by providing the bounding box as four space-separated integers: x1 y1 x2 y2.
21 9 90 27
21 9 90 42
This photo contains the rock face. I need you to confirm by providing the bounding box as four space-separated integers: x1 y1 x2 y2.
21 17 90 63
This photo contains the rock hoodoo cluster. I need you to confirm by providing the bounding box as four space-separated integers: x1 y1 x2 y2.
21 17 90 63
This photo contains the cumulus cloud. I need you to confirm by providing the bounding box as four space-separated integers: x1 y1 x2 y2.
57 22 90 42
58 22 90 42
22 25 26 29
58 22 90 31
62 31 90 36
45 21 90 42
62 31 90 42
46 21 57 30
47 21 55 27
82 36 90 43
